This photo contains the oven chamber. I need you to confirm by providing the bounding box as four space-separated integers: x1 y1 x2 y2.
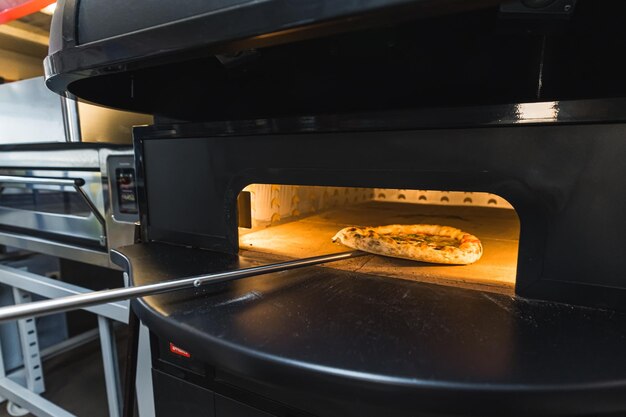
131 115 626 310
238 184 518 293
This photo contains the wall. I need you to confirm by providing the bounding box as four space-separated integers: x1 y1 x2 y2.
0 76 66 143
243 184 513 228
78 101 153 144
0 48 44 81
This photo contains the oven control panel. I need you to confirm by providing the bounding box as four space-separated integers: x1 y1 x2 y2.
108 155 139 223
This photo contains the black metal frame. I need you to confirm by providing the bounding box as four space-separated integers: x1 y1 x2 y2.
112 242 626 417
133 99 626 311
44 0 503 97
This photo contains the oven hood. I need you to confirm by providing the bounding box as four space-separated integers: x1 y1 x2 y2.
43 1 626 123
44 0 515 119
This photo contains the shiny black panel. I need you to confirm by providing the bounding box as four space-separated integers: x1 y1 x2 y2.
47 1 626 120
112 243 626 417
134 118 626 310
152 369 215 417
77 0 250 44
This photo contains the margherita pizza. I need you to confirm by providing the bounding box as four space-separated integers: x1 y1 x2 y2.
332 224 482 265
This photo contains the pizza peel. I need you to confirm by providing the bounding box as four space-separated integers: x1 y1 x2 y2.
0 251 365 322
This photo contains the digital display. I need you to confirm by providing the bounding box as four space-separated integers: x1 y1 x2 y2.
116 168 138 214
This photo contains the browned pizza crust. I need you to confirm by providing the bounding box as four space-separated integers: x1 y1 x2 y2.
332 224 483 265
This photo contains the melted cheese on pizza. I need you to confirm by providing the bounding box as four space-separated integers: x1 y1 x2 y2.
332 224 483 265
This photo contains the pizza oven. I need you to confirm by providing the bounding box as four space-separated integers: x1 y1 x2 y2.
105 111 626 417
33 0 626 416
130 112 626 310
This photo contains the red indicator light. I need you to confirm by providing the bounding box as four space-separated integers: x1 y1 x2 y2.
169 342 191 358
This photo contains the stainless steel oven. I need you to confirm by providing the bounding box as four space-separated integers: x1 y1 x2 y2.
0 144 138 268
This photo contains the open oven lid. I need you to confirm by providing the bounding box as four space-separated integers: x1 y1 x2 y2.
44 0 626 123
44 0 511 118
45 0 503 88
45 0 626 121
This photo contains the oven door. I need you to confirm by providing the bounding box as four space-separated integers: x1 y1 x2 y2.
0 169 106 249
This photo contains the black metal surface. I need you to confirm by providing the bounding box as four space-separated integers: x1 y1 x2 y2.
76 0 260 45
152 369 216 417
112 242 626 416
214 395 274 417
46 0 503 104
46 1 626 121
134 116 626 310
122 311 139 417
141 98 626 136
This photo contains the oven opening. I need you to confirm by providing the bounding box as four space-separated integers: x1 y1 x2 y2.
238 185 519 294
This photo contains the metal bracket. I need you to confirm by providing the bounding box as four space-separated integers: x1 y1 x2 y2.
98 317 122 417
72 184 107 240
12 289 44 395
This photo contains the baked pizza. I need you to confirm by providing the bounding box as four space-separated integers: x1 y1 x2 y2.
332 224 482 265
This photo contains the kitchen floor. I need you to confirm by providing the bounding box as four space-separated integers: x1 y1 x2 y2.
0 329 128 417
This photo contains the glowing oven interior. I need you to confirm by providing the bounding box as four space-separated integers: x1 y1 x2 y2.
238 185 519 294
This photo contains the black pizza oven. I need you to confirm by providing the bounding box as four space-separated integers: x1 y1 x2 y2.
45 1 626 416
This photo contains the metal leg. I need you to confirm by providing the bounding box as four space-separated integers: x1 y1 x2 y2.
98 316 122 417
0 378 75 417
12 289 44 395
135 324 155 417
0 264 128 417
122 311 138 417
0 329 6 404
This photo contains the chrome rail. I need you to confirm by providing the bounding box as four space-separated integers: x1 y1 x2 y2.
0 251 366 322
0 174 107 231
0 175 84 187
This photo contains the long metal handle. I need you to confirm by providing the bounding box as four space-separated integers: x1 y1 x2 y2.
72 183 107 232
0 251 365 322
0 175 84 187
0 174 107 233
60 94 82 143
